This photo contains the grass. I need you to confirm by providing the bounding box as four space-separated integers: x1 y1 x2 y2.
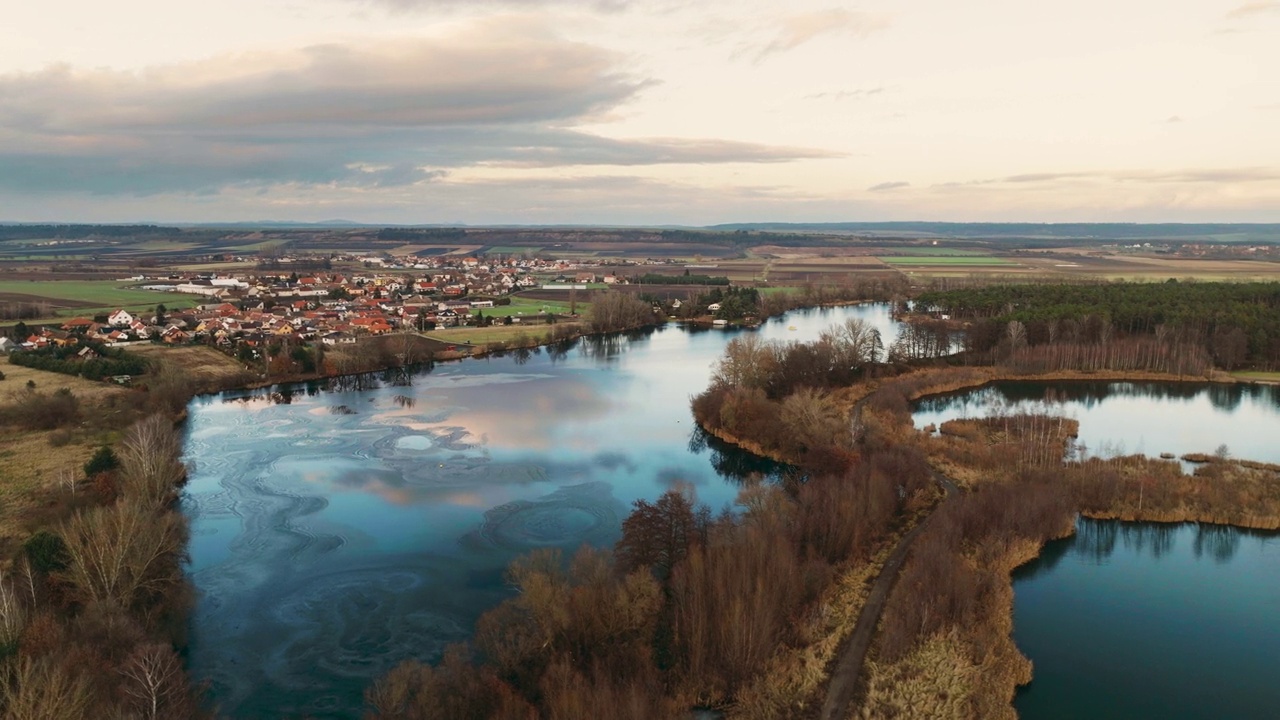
882 247 988 256
0 358 130 554
484 246 543 255
126 345 251 387
878 256 1014 266
426 323 578 346
0 279 203 324
1231 370 1280 383
478 297 587 318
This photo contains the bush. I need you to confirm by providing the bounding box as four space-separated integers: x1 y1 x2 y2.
24 530 70 573
0 387 79 430
84 446 120 478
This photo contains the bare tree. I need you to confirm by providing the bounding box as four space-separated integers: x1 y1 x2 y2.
0 657 93 720
60 501 184 608
0 569 26 651
117 415 186 508
119 643 187 720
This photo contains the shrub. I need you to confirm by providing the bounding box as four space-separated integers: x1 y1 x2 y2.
24 530 70 573
84 446 120 478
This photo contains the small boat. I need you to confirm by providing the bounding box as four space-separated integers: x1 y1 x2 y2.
788 325 797 331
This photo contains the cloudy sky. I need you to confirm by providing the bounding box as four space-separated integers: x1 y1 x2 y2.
1 0 1277 224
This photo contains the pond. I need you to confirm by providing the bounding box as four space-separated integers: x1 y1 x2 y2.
1013 518 1280 719
912 381 1280 464
181 303 902 719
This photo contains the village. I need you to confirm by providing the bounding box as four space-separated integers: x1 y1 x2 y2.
4 252 645 357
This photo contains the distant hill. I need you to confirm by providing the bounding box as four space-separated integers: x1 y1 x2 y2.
704 222 1280 243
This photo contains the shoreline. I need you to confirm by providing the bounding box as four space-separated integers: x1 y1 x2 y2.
691 361 1280 718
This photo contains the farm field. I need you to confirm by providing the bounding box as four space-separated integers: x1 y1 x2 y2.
483 246 543 255
878 256 1014 266
1017 252 1280 280
0 279 202 324
878 247 988 256
478 297 587 317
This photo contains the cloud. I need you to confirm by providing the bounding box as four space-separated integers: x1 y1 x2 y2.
1226 2 1280 19
754 9 889 61
357 0 633 10
0 19 832 196
1164 115 1184 123
938 167 1280 190
868 181 909 191
805 87 887 101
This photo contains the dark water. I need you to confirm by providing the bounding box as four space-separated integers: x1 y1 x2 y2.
1013 518 1280 719
182 304 903 719
912 381 1280 463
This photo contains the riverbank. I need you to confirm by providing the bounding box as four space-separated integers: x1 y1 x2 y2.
691 359 1280 719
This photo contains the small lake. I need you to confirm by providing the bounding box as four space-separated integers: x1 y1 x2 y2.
181 304 903 719
1013 518 1280 719
912 381 1280 464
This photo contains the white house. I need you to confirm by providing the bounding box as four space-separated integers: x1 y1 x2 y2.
0 337 16 354
108 309 135 327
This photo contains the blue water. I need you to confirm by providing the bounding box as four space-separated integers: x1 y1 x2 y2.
1014 518 1280 719
182 304 902 718
912 381 1280 464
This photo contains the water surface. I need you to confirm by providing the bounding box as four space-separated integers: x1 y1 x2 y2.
1014 518 1280 719
912 381 1280 463
183 304 901 718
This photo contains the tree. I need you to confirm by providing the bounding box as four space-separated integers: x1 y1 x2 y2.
59 501 184 608
117 415 186 508
84 446 120 478
615 489 701 578
154 303 167 326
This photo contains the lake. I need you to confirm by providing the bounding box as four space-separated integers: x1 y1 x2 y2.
181 303 902 719
1013 518 1280 719
912 380 1280 464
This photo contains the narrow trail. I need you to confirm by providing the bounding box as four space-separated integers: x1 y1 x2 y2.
816 467 959 720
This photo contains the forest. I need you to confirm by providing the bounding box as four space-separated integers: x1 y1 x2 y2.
917 281 1280 368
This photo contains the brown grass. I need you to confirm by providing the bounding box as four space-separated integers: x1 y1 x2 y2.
126 344 250 389
0 358 131 559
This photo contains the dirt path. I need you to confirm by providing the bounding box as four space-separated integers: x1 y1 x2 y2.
817 468 959 720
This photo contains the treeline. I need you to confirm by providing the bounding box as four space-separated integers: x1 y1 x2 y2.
634 273 731 286
9 343 148 380
368 446 936 719
0 416 206 719
0 225 179 241
917 281 1280 368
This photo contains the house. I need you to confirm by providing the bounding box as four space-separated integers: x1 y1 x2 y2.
108 309 135 327
161 326 190 344
321 331 357 346
61 317 97 333
0 337 16 354
707 303 722 312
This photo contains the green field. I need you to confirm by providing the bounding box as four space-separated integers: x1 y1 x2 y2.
0 280 202 323
484 246 543 255
476 297 587 318
878 256 1014 266
1232 371 1280 383
883 247 988 256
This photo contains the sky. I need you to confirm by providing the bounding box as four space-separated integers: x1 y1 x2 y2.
0 0 1277 224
